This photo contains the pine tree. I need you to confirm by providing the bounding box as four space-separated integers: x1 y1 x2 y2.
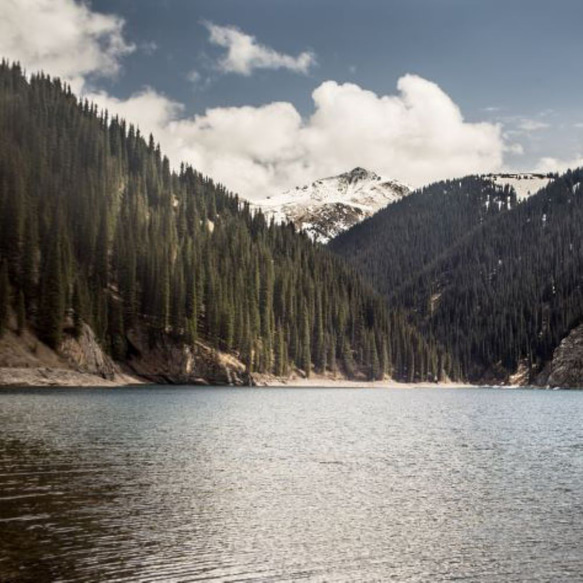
21 211 38 314
37 229 65 349
108 296 126 360
300 300 311 378
0 172 25 283
0 261 9 337
16 289 25 335
72 280 83 338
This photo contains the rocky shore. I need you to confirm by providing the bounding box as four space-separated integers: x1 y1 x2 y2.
2 316 583 389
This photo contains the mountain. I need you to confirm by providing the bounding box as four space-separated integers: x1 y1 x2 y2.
0 61 447 385
254 167 410 243
331 170 583 386
330 175 521 300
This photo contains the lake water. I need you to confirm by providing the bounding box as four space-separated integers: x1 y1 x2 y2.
1 387 582 582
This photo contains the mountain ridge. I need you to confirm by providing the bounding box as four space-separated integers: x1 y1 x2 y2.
254 167 410 243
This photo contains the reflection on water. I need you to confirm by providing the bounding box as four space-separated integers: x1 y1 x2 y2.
1 387 583 582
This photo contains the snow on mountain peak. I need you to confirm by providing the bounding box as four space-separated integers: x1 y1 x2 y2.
254 168 411 243
343 167 379 182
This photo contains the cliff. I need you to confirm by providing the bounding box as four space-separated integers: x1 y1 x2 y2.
535 324 583 388
122 328 250 386
0 315 250 387
0 314 139 386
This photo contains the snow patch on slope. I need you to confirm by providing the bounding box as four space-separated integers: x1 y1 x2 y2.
483 173 553 201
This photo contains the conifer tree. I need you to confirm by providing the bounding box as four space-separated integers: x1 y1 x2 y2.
37 230 65 349
300 300 311 378
16 289 25 336
0 261 9 337
72 280 83 338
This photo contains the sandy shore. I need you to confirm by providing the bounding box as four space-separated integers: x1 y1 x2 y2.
254 375 470 389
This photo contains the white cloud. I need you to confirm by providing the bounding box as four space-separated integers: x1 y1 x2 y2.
535 155 583 173
505 142 525 155
0 1 509 200
0 0 134 91
204 22 316 76
85 88 184 137
88 74 507 199
517 119 550 132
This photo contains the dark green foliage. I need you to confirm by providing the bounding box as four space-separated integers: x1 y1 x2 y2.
37 227 66 349
0 261 9 336
16 289 25 335
331 176 518 298
0 61 444 381
72 280 83 338
333 172 583 382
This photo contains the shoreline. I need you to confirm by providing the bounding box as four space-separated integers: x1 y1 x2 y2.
0 367 556 389
0 366 472 388
254 375 471 389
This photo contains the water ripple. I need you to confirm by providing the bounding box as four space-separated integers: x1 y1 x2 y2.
1 387 583 582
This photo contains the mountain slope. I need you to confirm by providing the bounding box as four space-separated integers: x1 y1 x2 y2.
255 167 410 243
330 175 520 300
332 170 583 384
0 61 447 384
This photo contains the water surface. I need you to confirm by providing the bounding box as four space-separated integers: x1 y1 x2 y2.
1 387 582 582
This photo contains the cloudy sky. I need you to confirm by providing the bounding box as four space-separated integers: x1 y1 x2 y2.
2 0 583 199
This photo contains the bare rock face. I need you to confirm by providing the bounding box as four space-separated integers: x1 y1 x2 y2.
0 316 248 386
124 328 250 386
0 320 141 386
536 324 583 388
60 323 118 380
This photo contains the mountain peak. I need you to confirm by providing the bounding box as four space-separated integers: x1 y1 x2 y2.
253 168 411 243
343 167 378 182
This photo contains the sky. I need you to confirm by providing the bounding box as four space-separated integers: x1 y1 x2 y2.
2 0 583 199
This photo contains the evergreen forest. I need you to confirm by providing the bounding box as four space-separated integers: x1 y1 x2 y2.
0 61 449 383
331 173 583 381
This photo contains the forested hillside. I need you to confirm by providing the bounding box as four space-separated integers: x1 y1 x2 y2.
330 176 519 298
332 172 583 382
0 61 448 383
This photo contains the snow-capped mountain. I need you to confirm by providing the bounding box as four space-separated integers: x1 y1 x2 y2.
483 173 554 200
254 167 410 243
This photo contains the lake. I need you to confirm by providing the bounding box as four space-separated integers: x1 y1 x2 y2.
1 387 582 582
